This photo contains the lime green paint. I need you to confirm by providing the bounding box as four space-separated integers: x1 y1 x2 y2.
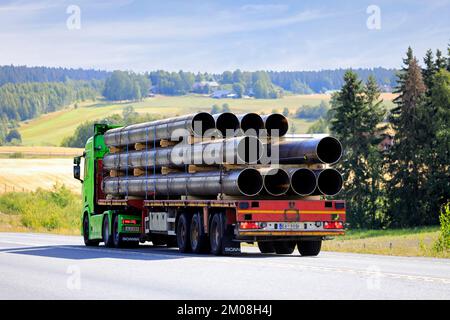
118 214 142 234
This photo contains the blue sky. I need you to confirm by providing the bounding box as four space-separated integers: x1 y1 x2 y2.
0 0 449 72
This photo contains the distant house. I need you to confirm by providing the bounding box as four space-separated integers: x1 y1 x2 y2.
192 81 219 92
211 89 236 99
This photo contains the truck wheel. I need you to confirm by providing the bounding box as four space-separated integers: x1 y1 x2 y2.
297 240 322 256
209 213 224 256
83 214 100 247
112 215 124 248
190 213 209 254
176 213 191 253
102 216 114 247
273 241 296 254
257 241 275 253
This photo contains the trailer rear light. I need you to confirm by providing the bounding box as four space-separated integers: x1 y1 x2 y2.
239 222 262 229
323 221 344 229
122 219 137 225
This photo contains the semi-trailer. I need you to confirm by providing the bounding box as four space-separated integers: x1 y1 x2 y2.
73 112 346 256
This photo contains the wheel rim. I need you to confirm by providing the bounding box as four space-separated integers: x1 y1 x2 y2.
178 219 186 248
191 219 199 249
211 221 219 251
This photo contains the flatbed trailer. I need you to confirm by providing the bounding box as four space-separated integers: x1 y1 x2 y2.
74 124 346 256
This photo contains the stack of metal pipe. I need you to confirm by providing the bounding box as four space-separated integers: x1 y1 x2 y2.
102 112 343 198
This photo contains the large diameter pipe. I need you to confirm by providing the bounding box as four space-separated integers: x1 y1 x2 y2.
102 136 262 170
102 168 263 197
236 113 264 136
104 112 216 147
287 168 317 196
261 113 289 137
213 112 240 137
272 136 343 164
316 168 343 196
258 168 290 196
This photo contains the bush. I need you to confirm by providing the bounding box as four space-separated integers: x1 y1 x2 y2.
0 184 81 233
295 101 329 120
435 203 450 252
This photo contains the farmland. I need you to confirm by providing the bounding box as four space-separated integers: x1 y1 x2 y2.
18 93 396 146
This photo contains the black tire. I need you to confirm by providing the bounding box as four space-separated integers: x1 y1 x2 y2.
83 214 100 247
176 213 191 253
112 215 124 248
257 241 275 253
209 213 224 256
190 213 209 254
102 216 114 247
273 241 296 254
297 240 322 256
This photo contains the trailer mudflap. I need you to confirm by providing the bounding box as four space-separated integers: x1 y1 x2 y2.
222 224 241 255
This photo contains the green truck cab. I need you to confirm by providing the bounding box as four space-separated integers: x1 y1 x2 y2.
73 124 142 248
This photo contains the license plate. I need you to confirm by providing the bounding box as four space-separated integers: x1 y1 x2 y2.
277 222 302 230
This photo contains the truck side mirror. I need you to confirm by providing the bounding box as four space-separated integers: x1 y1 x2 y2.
73 156 83 182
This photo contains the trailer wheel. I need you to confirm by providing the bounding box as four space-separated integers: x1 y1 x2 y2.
112 215 124 248
209 213 224 256
190 213 209 254
102 216 114 247
176 213 191 253
83 214 100 247
297 240 322 256
257 241 275 253
273 241 296 254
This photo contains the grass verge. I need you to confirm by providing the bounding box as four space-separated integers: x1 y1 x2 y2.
323 227 449 258
0 184 81 235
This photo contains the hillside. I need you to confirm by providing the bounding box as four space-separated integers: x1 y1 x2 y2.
18 93 396 146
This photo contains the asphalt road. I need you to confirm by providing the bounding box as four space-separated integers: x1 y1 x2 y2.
0 232 449 299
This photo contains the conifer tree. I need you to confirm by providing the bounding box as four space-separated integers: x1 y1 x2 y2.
387 47 428 226
330 71 386 227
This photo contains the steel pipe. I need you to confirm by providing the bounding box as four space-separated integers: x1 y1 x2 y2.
316 168 343 196
262 113 289 137
102 168 263 197
287 168 317 196
237 113 264 136
102 136 262 170
213 112 240 137
103 112 216 147
258 168 290 196
270 136 342 164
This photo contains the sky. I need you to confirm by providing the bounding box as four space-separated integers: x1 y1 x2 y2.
0 0 449 72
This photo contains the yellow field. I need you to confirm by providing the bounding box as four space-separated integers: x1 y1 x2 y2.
0 158 80 194
0 146 83 157
18 93 396 146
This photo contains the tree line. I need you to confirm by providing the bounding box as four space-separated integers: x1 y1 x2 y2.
0 80 102 145
329 45 449 228
0 65 108 86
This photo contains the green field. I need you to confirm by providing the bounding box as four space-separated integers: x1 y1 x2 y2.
322 227 449 258
18 93 395 146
